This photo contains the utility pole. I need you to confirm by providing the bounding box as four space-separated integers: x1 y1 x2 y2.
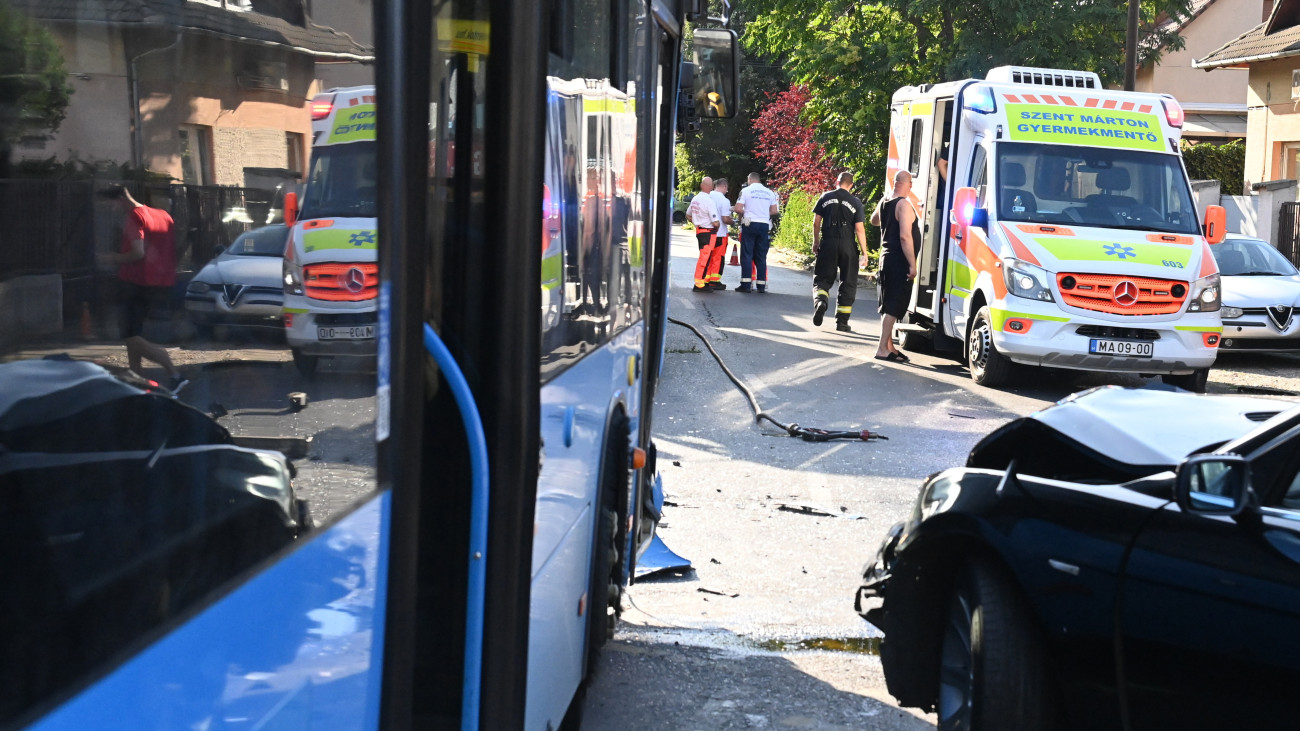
1124 0 1139 90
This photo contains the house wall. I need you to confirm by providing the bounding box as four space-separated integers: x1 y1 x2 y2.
133 31 318 186
1138 0 1261 105
14 23 133 166
1243 57 1300 188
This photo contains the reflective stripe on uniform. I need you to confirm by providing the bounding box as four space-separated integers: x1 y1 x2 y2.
741 277 752 283
814 289 829 299
837 306 852 314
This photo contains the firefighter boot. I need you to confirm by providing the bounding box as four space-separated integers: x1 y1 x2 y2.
836 315 852 333
812 292 829 327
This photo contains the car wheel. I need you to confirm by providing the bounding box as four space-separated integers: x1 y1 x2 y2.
897 327 930 353
291 348 319 378
938 559 1053 731
967 306 1013 387
1162 367 1209 393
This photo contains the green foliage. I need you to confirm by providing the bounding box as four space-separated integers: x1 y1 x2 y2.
742 0 1193 206
771 187 816 260
0 1 74 172
11 155 174 182
675 144 704 200
1181 139 1245 196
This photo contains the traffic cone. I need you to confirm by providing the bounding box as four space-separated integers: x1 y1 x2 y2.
80 302 93 340
729 244 739 266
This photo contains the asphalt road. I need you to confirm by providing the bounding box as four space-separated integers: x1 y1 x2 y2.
580 228 1204 729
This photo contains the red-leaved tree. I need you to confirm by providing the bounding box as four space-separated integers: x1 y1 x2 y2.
751 84 838 195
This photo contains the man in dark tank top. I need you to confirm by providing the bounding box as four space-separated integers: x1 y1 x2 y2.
869 170 919 362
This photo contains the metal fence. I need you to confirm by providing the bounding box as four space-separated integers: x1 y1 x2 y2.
0 179 282 280
1278 202 1300 267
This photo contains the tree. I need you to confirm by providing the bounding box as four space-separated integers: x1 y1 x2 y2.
751 84 837 194
0 1 73 176
743 0 1193 204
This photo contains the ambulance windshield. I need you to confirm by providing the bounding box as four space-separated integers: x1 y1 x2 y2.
993 143 1199 235
299 141 378 219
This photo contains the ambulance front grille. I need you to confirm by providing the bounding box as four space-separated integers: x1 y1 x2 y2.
1057 273 1187 316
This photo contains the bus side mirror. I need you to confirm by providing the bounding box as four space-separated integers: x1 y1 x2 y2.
691 29 739 119
1203 205 1226 244
951 187 978 239
284 192 299 228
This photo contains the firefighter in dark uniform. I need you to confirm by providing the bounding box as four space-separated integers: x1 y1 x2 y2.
811 172 868 332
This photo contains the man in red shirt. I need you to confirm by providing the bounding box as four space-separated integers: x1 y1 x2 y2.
96 185 186 392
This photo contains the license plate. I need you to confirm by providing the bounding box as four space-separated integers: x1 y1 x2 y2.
1089 338 1153 358
318 325 375 340
188 301 215 312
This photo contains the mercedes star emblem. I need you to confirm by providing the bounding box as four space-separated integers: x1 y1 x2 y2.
1113 280 1139 307
343 267 366 294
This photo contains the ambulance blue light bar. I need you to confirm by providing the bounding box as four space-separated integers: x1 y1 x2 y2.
964 85 996 114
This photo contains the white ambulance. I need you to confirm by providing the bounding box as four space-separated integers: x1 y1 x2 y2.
886 66 1227 391
282 86 378 375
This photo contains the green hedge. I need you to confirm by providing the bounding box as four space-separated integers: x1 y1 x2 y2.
1182 139 1245 196
770 188 880 272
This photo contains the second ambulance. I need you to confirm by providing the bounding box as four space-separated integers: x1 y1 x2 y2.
886 66 1226 390
282 86 379 375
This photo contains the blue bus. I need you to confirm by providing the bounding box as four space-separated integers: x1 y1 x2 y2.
0 0 735 728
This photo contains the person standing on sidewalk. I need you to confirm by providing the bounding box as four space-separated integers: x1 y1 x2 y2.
733 172 780 293
869 170 919 361
95 185 187 391
707 178 734 289
811 172 867 331
687 177 722 293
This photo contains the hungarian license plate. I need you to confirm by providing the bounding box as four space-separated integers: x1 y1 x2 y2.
1089 338 1153 358
318 325 375 340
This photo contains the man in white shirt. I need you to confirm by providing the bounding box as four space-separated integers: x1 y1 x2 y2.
733 172 781 293
706 178 735 289
686 177 721 293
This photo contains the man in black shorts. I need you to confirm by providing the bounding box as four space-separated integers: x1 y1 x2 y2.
869 170 919 361
811 172 868 332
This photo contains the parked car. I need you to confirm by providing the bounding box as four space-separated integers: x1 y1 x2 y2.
855 386 1300 730
185 224 288 336
1213 233 1300 351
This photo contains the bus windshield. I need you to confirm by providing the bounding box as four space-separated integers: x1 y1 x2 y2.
994 142 1200 235
299 141 377 219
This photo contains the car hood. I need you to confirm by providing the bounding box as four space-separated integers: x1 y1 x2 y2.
1000 222 1211 281
292 218 377 265
1221 273 1300 308
195 256 283 288
969 386 1294 478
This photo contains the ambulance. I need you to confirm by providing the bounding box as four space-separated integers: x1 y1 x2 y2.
886 66 1227 391
281 86 378 376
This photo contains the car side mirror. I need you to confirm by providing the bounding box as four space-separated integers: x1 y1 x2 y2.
1202 204 1226 245
1175 454 1251 517
951 187 979 239
691 29 740 119
284 191 299 228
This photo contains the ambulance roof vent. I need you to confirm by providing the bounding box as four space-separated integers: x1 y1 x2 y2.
986 66 1100 90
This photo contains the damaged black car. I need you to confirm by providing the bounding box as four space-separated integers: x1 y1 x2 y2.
856 386 1300 730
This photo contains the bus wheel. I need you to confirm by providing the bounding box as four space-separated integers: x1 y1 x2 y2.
967 307 1012 387
1162 368 1209 393
291 348 318 378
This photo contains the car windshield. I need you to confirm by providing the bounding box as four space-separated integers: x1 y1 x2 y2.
298 141 377 219
1213 238 1300 276
226 226 288 257
993 142 1200 234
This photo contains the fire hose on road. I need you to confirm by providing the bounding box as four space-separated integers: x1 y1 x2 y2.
667 317 887 443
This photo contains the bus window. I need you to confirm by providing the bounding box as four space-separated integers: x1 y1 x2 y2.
1 1 378 726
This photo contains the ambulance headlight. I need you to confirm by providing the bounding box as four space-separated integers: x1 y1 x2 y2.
1187 273 1221 312
1003 259 1054 302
